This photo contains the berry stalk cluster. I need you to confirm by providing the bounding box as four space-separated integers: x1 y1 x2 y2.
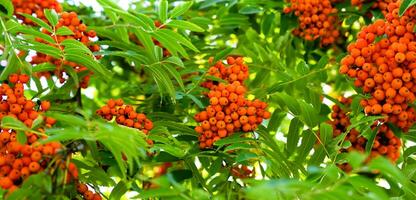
96 99 154 145
283 0 340 46
194 57 270 149
0 74 82 196
340 2 416 132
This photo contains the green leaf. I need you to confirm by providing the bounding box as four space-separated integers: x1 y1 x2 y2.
164 56 184 68
151 31 182 57
5 19 20 33
368 157 416 198
239 5 263 14
1 116 31 131
399 0 416 16
131 28 156 58
135 188 181 198
219 14 249 28
236 151 258 163
14 26 55 44
170 169 193 182
261 13 275 35
145 65 176 99
348 176 390 200
0 0 13 17
287 117 303 156
256 126 294 177
319 123 332 145
276 93 301 115
106 7 155 31
16 131 27 144
296 61 309 75
224 143 253 152
184 157 211 193
110 181 129 200
61 39 93 55
154 121 197 136
364 128 378 153
160 64 185 91
316 55 329 69
208 158 223 175
346 151 366 169
169 1 193 18
214 136 254 147
308 145 325 166
166 20 204 32
186 94 205 109
56 27 74 36
31 116 44 130
64 53 112 81
296 129 317 162
404 146 416 158
299 101 319 128
32 63 57 73
16 42 62 59
63 65 79 88
44 9 59 27
159 0 168 23
45 112 87 128
267 109 286 133
0 52 20 81
214 48 233 62
18 13 53 32
156 29 199 52
280 13 298 35
370 10 384 20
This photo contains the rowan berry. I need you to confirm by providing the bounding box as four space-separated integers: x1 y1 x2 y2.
28 162 40 172
196 58 269 148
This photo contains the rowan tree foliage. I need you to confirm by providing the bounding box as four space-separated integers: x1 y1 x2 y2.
1 0 416 199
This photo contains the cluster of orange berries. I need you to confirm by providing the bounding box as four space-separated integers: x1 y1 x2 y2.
351 0 394 16
201 57 249 89
76 183 102 200
230 165 254 179
327 97 401 172
0 74 79 193
283 0 340 46
30 11 100 88
195 57 270 149
12 0 62 25
340 2 416 131
96 99 154 144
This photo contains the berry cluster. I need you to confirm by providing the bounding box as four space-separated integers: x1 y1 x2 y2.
351 0 393 16
76 183 102 200
340 2 416 131
283 0 340 46
12 0 62 25
326 97 401 172
201 57 249 89
0 74 81 193
230 165 254 179
30 12 100 88
96 99 154 145
195 57 270 149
